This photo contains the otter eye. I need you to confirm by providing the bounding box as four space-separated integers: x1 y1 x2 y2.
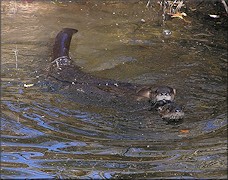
159 93 170 96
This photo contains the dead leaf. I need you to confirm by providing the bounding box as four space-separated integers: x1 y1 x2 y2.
171 12 187 19
180 129 190 133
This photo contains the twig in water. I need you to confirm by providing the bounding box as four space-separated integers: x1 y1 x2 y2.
221 0 228 14
146 0 151 8
13 45 19 69
13 0 17 14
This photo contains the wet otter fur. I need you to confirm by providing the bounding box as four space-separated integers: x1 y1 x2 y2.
47 28 183 120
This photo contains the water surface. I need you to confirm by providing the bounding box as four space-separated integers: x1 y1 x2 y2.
1 0 227 179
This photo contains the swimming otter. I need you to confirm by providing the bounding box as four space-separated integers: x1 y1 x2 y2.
48 28 176 102
47 28 184 120
157 102 185 121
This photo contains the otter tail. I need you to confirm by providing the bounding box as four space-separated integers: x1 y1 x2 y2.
52 28 78 60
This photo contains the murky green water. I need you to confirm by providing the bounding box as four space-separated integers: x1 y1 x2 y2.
1 0 227 179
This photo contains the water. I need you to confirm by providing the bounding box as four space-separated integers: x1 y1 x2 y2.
1 1 227 179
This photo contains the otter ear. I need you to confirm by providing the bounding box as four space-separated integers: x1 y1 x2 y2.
136 87 151 98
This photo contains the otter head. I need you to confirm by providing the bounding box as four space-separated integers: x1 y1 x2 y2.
136 86 176 102
153 86 176 102
157 102 184 121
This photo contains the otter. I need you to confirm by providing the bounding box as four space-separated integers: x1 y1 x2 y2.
47 28 184 120
157 102 185 121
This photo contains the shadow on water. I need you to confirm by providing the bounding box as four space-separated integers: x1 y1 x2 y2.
1 0 227 179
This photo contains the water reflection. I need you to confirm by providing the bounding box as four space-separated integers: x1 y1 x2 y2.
1 0 227 179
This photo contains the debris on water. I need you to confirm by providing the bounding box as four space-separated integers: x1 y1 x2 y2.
209 14 220 18
77 88 85 93
23 83 34 88
141 18 146 23
180 129 190 133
